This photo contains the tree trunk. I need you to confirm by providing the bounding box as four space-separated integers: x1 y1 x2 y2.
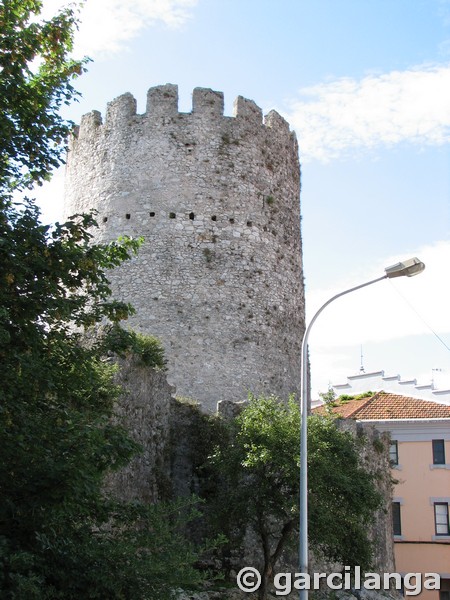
258 521 271 600
258 557 273 600
258 519 296 600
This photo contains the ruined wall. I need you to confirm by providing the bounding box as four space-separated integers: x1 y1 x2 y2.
216 403 396 576
336 419 396 574
104 357 173 503
63 84 304 412
105 365 395 591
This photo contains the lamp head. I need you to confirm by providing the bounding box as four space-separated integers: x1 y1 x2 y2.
385 257 425 278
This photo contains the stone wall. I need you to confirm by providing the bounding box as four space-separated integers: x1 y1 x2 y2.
104 357 173 503
216 402 396 577
106 366 395 596
335 419 396 575
63 84 305 412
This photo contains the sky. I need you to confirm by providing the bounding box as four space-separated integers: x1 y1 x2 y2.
36 0 450 399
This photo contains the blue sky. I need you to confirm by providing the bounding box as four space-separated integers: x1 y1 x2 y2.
38 0 450 398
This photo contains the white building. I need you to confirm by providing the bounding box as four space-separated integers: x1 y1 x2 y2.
332 370 450 405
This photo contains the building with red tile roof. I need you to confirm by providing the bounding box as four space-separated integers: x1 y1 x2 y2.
314 391 450 420
314 391 450 600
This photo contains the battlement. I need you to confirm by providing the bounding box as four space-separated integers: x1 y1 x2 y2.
233 95 262 124
64 84 304 412
105 92 137 125
73 84 294 140
192 87 224 117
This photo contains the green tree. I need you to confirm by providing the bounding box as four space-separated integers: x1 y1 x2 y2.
318 385 337 414
209 395 383 600
0 2 209 597
0 0 87 196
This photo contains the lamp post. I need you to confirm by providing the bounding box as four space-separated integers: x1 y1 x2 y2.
299 257 425 600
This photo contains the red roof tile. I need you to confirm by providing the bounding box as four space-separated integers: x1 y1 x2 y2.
313 392 450 420
313 396 373 418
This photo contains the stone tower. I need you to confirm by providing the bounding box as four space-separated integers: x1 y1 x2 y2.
64 84 305 412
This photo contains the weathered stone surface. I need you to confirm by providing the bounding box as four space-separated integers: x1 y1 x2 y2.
217 398 248 420
170 397 204 500
335 420 396 574
64 84 305 412
105 364 396 595
104 357 173 503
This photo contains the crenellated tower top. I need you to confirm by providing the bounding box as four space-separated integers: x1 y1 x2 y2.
64 84 304 412
72 84 294 143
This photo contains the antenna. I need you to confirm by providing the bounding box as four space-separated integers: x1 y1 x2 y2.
431 367 443 389
359 345 365 374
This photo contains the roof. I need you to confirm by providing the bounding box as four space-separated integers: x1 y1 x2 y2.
313 391 450 420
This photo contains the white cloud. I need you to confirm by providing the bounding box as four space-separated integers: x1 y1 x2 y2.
306 241 450 394
41 0 198 58
307 241 450 348
286 64 450 161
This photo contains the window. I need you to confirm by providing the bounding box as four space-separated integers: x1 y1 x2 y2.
389 441 399 466
439 578 450 600
392 502 402 536
434 503 450 535
433 439 446 465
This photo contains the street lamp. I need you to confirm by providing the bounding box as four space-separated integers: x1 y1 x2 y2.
299 257 425 600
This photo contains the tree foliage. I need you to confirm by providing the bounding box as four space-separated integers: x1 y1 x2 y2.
209 395 383 600
0 2 208 597
0 217 205 600
318 386 337 414
0 0 87 194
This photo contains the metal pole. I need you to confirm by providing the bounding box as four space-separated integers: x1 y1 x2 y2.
299 274 387 600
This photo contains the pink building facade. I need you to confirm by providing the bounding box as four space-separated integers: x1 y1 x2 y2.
315 392 450 600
